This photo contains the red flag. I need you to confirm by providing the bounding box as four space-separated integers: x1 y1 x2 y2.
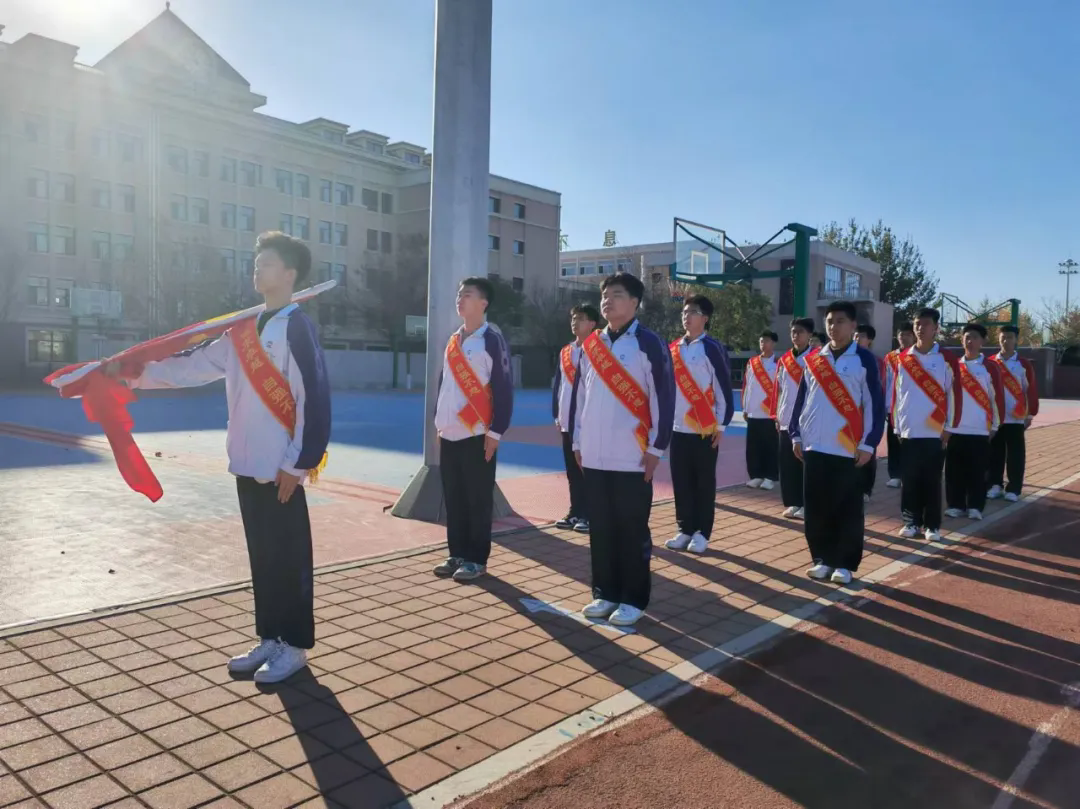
44 281 336 501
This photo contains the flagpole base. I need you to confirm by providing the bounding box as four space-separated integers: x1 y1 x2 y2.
389 464 514 524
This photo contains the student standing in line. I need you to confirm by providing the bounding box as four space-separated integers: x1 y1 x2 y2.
884 322 916 488
742 330 779 489
553 304 601 533
855 323 885 503
945 323 1004 521
774 317 815 519
666 295 734 554
789 301 885 585
987 325 1039 502
570 273 675 627
432 277 514 583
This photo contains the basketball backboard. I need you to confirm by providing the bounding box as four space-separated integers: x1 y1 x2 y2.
673 218 727 279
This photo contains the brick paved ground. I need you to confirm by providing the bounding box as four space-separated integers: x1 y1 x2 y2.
1 421 1077 808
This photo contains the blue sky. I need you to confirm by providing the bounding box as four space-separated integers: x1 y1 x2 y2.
7 0 1079 313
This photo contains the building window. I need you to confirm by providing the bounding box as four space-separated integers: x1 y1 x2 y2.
844 270 862 296
488 196 501 214
91 129 110 158
52 226 75 256
53 280 73 309
361 188 379 212
366 229 379 251
240 250 254 274
193 150 210 178
617 259 632 273
92 231 111 260
380 231 392 254
488 235 500 251
58 121 76 151
824 263 843 296
91 180 111 209
117 133 139 162
24 115 48 144
51 174 75 204
220 157 237 183
333 263 347 286
167 145 188 174
221 203 237 229
117 185 135 214
405 153 421 165
276 169 293 195
279 214 293 235
335 183 354 206
296 174 310 199
334 223 349 246
322 130 344 144
220 249 236 274
190 197 209 225
319 221 333 244
295 216 310 240
28 329 75 363
27 169 49 199
367 141 384 155
240 161 262 187
170 194 188 221
513 240 525 256
27 277 49 306
381 193 393 214
561 264 573 277
320 179 333 203
488 273 501 281
579 262 595 275
112 234 134 261
778 275 795 316
512 277 524 292
513 203 526 219
239 207 255 232
318 262 332 283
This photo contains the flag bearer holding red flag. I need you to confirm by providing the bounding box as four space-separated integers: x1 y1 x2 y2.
789 301 885 585
106 231 331 684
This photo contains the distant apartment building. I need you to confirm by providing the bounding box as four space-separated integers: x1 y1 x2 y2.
0 9 560 381
559 240 895 353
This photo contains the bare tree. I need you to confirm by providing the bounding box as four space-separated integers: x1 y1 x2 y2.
1036 297 1080 358
156 241 247 332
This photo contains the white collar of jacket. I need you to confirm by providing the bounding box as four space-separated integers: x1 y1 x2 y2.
827 340 859 361
604 319 639 341
264 302 298 321
993 351 1019 362
455 320 490 340
903 343 941 357
682 332 705 345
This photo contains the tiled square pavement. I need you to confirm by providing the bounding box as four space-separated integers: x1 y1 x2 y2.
1 422 1076 808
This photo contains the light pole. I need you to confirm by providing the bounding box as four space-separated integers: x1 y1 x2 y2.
1060 259 1079 316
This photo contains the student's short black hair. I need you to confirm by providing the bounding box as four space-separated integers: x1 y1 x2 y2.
825 300 858 320
684 294 714 318
255 231 312 284
963 322 988 339
460 276 494 306
1001 325 1019 335
813 332 828 344
790 317 814 332
857 323 877 341
897 321 915 335
570 303 601 323
760 330 779 342
916 307 941 324
600 272 645 305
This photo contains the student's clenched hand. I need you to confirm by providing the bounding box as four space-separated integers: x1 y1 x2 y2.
642 453 660 482
276 469 303 503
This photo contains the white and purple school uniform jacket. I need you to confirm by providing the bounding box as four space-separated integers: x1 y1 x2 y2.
132 303 332 482
435 321 513 442
775 347 814 432
953 355 1005 436
891 344 963 439
672 334 734 434
991 352 1040 424
742 353 778 419
551 341 583 433
570 319 676 473
789 342 885 457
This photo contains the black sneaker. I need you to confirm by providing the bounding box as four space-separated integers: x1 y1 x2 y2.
433 557 465 578
555 515 577 529
573 519 590 533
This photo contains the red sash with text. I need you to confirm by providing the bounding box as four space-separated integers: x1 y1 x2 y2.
445 335 492 430
670 340 717 435
992 357 1027 419
899 351 948 431
959 363 994 431
584 331 652 450
230 318 328 480
805 351 863 454
749 355 777 417
560 344 576 385
779 349 806 387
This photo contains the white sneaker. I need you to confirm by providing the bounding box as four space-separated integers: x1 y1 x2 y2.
793 507 805 520
582 599 618 619
943 508 964 518
886 478 902 489
967 509 983 521
760 479 775 491
665 532 692 551
830 568 853 585
686 533 708 554
253 643 308 684
987 485 1003 500
608 604 644 626
227 639 279 674
924 529 943 543
782 506 799 519
1004 492 1020 503
807 563 833 580
898 525 919 539
747 478 763 489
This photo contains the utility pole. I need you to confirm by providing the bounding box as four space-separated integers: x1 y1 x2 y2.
1060 259 1078 316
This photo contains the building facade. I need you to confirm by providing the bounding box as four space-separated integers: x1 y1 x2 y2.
0 9 561 382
